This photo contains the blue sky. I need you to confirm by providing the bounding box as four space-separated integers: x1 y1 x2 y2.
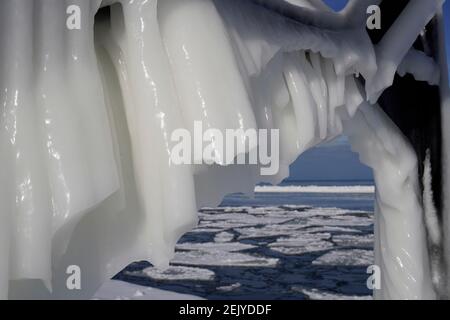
289 137 373 182
322 0 349 12
290 0 450 182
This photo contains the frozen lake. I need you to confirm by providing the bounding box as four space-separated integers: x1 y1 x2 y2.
114 182 375 300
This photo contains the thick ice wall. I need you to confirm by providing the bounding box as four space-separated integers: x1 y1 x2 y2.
0 0 119 298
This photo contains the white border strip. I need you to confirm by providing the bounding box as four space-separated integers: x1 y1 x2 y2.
254 185 375 193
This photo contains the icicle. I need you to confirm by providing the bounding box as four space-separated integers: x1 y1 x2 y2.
159 0 257 166
297 52 328 139
104 0 199 267
283 52 318 153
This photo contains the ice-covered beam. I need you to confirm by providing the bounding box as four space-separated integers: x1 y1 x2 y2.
367 0 444 102
397 49 441 85
251 0 382 29
366 0 448 297
251 0 348 29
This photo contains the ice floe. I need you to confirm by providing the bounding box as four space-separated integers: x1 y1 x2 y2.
297 288 372 300
173 250 279 268
214 232 235 243
94 280 203 300
115 203 375 300
126 266 215 282
269 233 334 255
313 249 374 266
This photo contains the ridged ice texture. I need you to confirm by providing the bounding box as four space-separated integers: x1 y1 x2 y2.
0 0 445 300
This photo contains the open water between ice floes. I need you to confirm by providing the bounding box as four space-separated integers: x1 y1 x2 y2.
115 181 375 300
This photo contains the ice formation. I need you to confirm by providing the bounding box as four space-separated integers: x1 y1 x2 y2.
0 0 448 299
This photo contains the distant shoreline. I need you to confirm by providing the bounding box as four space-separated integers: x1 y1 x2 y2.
255 185 375 194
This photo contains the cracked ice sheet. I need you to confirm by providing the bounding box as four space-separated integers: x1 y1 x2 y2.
331 234 374 247
214 232 235 243
305 226 363 234
117 204 374 299
200 206 310 214
236 208 371 240
217 283 242 292
173 241 277 267
126 266 215 281
195 206 325 236
196 212 296 230
269 233 335 255
172 250 279 268
176 242 256 252
237 224 303 240
305 214 373 227
94 280 203 300
202 206 351 221
297 288 372 300
313 249 374 266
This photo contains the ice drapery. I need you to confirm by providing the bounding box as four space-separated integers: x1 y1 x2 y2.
0 0 119 297
0 0 448 299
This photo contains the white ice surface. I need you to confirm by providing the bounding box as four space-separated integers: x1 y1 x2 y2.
173 250 279 268
313 249 374 266
214 232 235 243
331 234 374 247
397 49 441 85
127 266 215 282
298 288 372 300
269 233 335 255
94 280 203 300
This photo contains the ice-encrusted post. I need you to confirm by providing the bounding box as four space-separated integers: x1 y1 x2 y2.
437 6 450 297
345 103 435 299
